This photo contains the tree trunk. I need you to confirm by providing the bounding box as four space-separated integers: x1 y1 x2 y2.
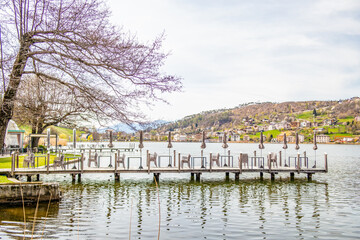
0 40 31 150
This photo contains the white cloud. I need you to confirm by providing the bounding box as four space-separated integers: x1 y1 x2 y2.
108 0 360 121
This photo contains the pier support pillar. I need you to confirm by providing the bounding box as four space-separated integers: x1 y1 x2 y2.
195 173 201 182
36 174 40 181
190 173 194 181
71 174 76 183
234 173 240 181
271 173 275 181
153 173 160 183
78 174 81 183
307 173 312 181
15 175 19 180
225 172 230 181
27 175 32 182
290 172 295 181
115 173 120 182
260 172 263 181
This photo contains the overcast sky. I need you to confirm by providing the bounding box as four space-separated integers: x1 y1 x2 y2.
107 0 360 122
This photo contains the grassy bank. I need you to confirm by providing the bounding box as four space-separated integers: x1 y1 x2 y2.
0 176 13 183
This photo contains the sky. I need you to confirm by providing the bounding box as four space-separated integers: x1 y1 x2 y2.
107 0 360 122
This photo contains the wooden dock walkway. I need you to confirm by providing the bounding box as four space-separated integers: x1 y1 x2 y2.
1 151 328 182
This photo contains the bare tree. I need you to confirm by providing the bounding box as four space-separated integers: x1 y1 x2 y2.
14 75 88 147
0 0 182 150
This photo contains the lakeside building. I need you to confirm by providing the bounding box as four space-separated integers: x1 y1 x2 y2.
316 134 331 143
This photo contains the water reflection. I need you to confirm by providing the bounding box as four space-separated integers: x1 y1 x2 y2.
0 179 333 240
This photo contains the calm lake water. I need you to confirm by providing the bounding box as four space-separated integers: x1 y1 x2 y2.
1 142 359 239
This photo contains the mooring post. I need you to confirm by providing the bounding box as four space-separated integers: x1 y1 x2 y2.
225 172 230 181
325 153 328 173
271 173 275 181
153 173 160 182
195 173 201 182
307 173 312 181
290 172 295 181
279 151 282 167
235 172 240 181
27 175 32 182
260 172 263 180
78 174 81 183
36 174 40 181
190 172 194 181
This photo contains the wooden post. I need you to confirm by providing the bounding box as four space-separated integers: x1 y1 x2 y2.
78 174 81 182
114 152 118 173
195 173 201 182
88 149 91 167
307 173 312 181
260 172 263 180
325 153 328 173
297 152 300 174
268 153 272 173
227 150 231 167
153 173 160 182
11 153 14 177
209 153 212 172
190 172 194 181
234 172 240 181
290 172 295 181
36 174 40 181
173 150 176 167
225 172 229 181
279 151 282 167
304 151 307 167
16 152 19 168
80 152 84 173
254 150 257 167
147 151 150 174
239 153 242 174
47 153 50 174
27 175 32 182
71 174 76 182
178 153 181 172
271 173 275 181
115 173 120 181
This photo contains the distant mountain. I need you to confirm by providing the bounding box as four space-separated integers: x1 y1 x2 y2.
100 120 169 133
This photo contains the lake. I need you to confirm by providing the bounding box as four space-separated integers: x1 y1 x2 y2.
0 142 359 239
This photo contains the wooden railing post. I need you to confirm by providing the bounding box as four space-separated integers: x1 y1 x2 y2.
279 151 282 167
81 152 84 173
16 151 19 168
239 153 242 174
11 153 14 177
304 151 307 167
173 150 176 167
88 149 91 167
115 152 118 173
254 150 257 167
178 153 180 172
210 153 212 172
325 153 328 173
47 153 50 173
297 152 300 174
268 153 271 172
227 150 231 167
147 151 150 174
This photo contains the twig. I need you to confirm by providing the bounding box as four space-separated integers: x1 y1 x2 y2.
31 187 42 239
154 176 161 240
40 192 52 240
19 181 26 240
129 197 133 240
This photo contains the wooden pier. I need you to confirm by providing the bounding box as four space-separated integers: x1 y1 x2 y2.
1 150 328 182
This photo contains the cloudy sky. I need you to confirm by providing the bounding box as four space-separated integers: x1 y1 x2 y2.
108 0 360 121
